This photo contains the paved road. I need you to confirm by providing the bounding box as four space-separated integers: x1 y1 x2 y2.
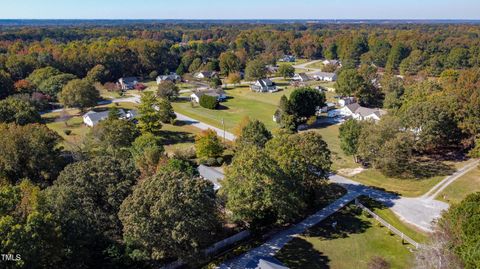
329 174 448 232
219 191 360 269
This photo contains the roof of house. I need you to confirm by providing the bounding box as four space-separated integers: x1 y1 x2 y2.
192 88 226 98
313 71 336 78
345 103 386 118
297 73 310 81
196 71 215 77
257 78 274 87
84 109 127 125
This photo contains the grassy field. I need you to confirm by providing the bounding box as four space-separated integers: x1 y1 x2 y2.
276 203 414 269
438 165 480 204
172 84 296 132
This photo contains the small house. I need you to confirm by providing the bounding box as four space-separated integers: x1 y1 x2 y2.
194 71 216 79
190 89 227 103
156 73 181 84
83 109 137 127
250 78 278 93
265 65 279 74
330 103 387 122
118 77 139 90
312 72 337 82
292 73 310 82
322 59 341 66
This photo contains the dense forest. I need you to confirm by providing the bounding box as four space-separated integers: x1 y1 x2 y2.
0 22 480 268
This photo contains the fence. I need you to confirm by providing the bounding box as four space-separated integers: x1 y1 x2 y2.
354 199 421 249
160 230 251 269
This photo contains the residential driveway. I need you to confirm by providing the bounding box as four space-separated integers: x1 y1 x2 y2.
174 113 236 141
329 174 449 232
219 191 361 269
293 60 323 74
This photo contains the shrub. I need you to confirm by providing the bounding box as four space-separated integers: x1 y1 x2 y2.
149 71 158 80
64 129 72 135
199 95 218 109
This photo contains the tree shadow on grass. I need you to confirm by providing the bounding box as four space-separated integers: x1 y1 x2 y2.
408 158 455 179
276 237 331 269
305 204 371 240
158 130 194 145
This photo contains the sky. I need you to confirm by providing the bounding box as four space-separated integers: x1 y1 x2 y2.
0 0 479 20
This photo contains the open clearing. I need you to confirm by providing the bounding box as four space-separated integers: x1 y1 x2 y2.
438 165 480 204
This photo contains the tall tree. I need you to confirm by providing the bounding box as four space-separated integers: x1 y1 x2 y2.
236 119 272 149
289 87 325 120
157 98 176 124
339 119 363 162
219 51 241 75
195 129 224 160
221 146 304 227
58 79 99 111
245 59 267 81
0 123 63 186
138 91 163 134
119 170 219 264
0 70 14 100
0 97 42 125
157 80 179 101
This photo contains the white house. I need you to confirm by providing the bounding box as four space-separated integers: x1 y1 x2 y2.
156 73 181 84
312 72 337 82
292 73 310 82
322 59 341 66
118 77 139 90
329 103 386 122
190 89 227 103
279 55 296 62
250 78 278 93
83 109 137 127
194 71 216 79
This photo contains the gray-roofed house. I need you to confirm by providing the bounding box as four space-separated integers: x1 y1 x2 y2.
190 89 227 103
312 72 337 82
83 109 138 127
118 77 139 90
156 73 181 84
331 102 386 122
197 165 224 190
322 59 341 66
292 72 310 82
194 71 217 79
250 78 278 93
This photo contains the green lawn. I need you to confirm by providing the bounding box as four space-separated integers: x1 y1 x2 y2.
172 85 297 132
276 203 414 269
309 123 358 171
438 165 480 204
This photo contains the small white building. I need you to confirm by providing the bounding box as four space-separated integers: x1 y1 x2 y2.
322 59 341 66
194 71 216 79
156 73 181 84
329 103 386 122
279 55 296 62
292 73 310 82
83 109 137 127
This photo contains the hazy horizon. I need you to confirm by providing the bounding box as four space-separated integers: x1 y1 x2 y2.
1 0 479 20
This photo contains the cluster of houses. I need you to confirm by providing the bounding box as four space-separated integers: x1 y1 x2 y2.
83 108 138 127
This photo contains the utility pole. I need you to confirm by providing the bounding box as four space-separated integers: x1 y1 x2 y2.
222 118 226 144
